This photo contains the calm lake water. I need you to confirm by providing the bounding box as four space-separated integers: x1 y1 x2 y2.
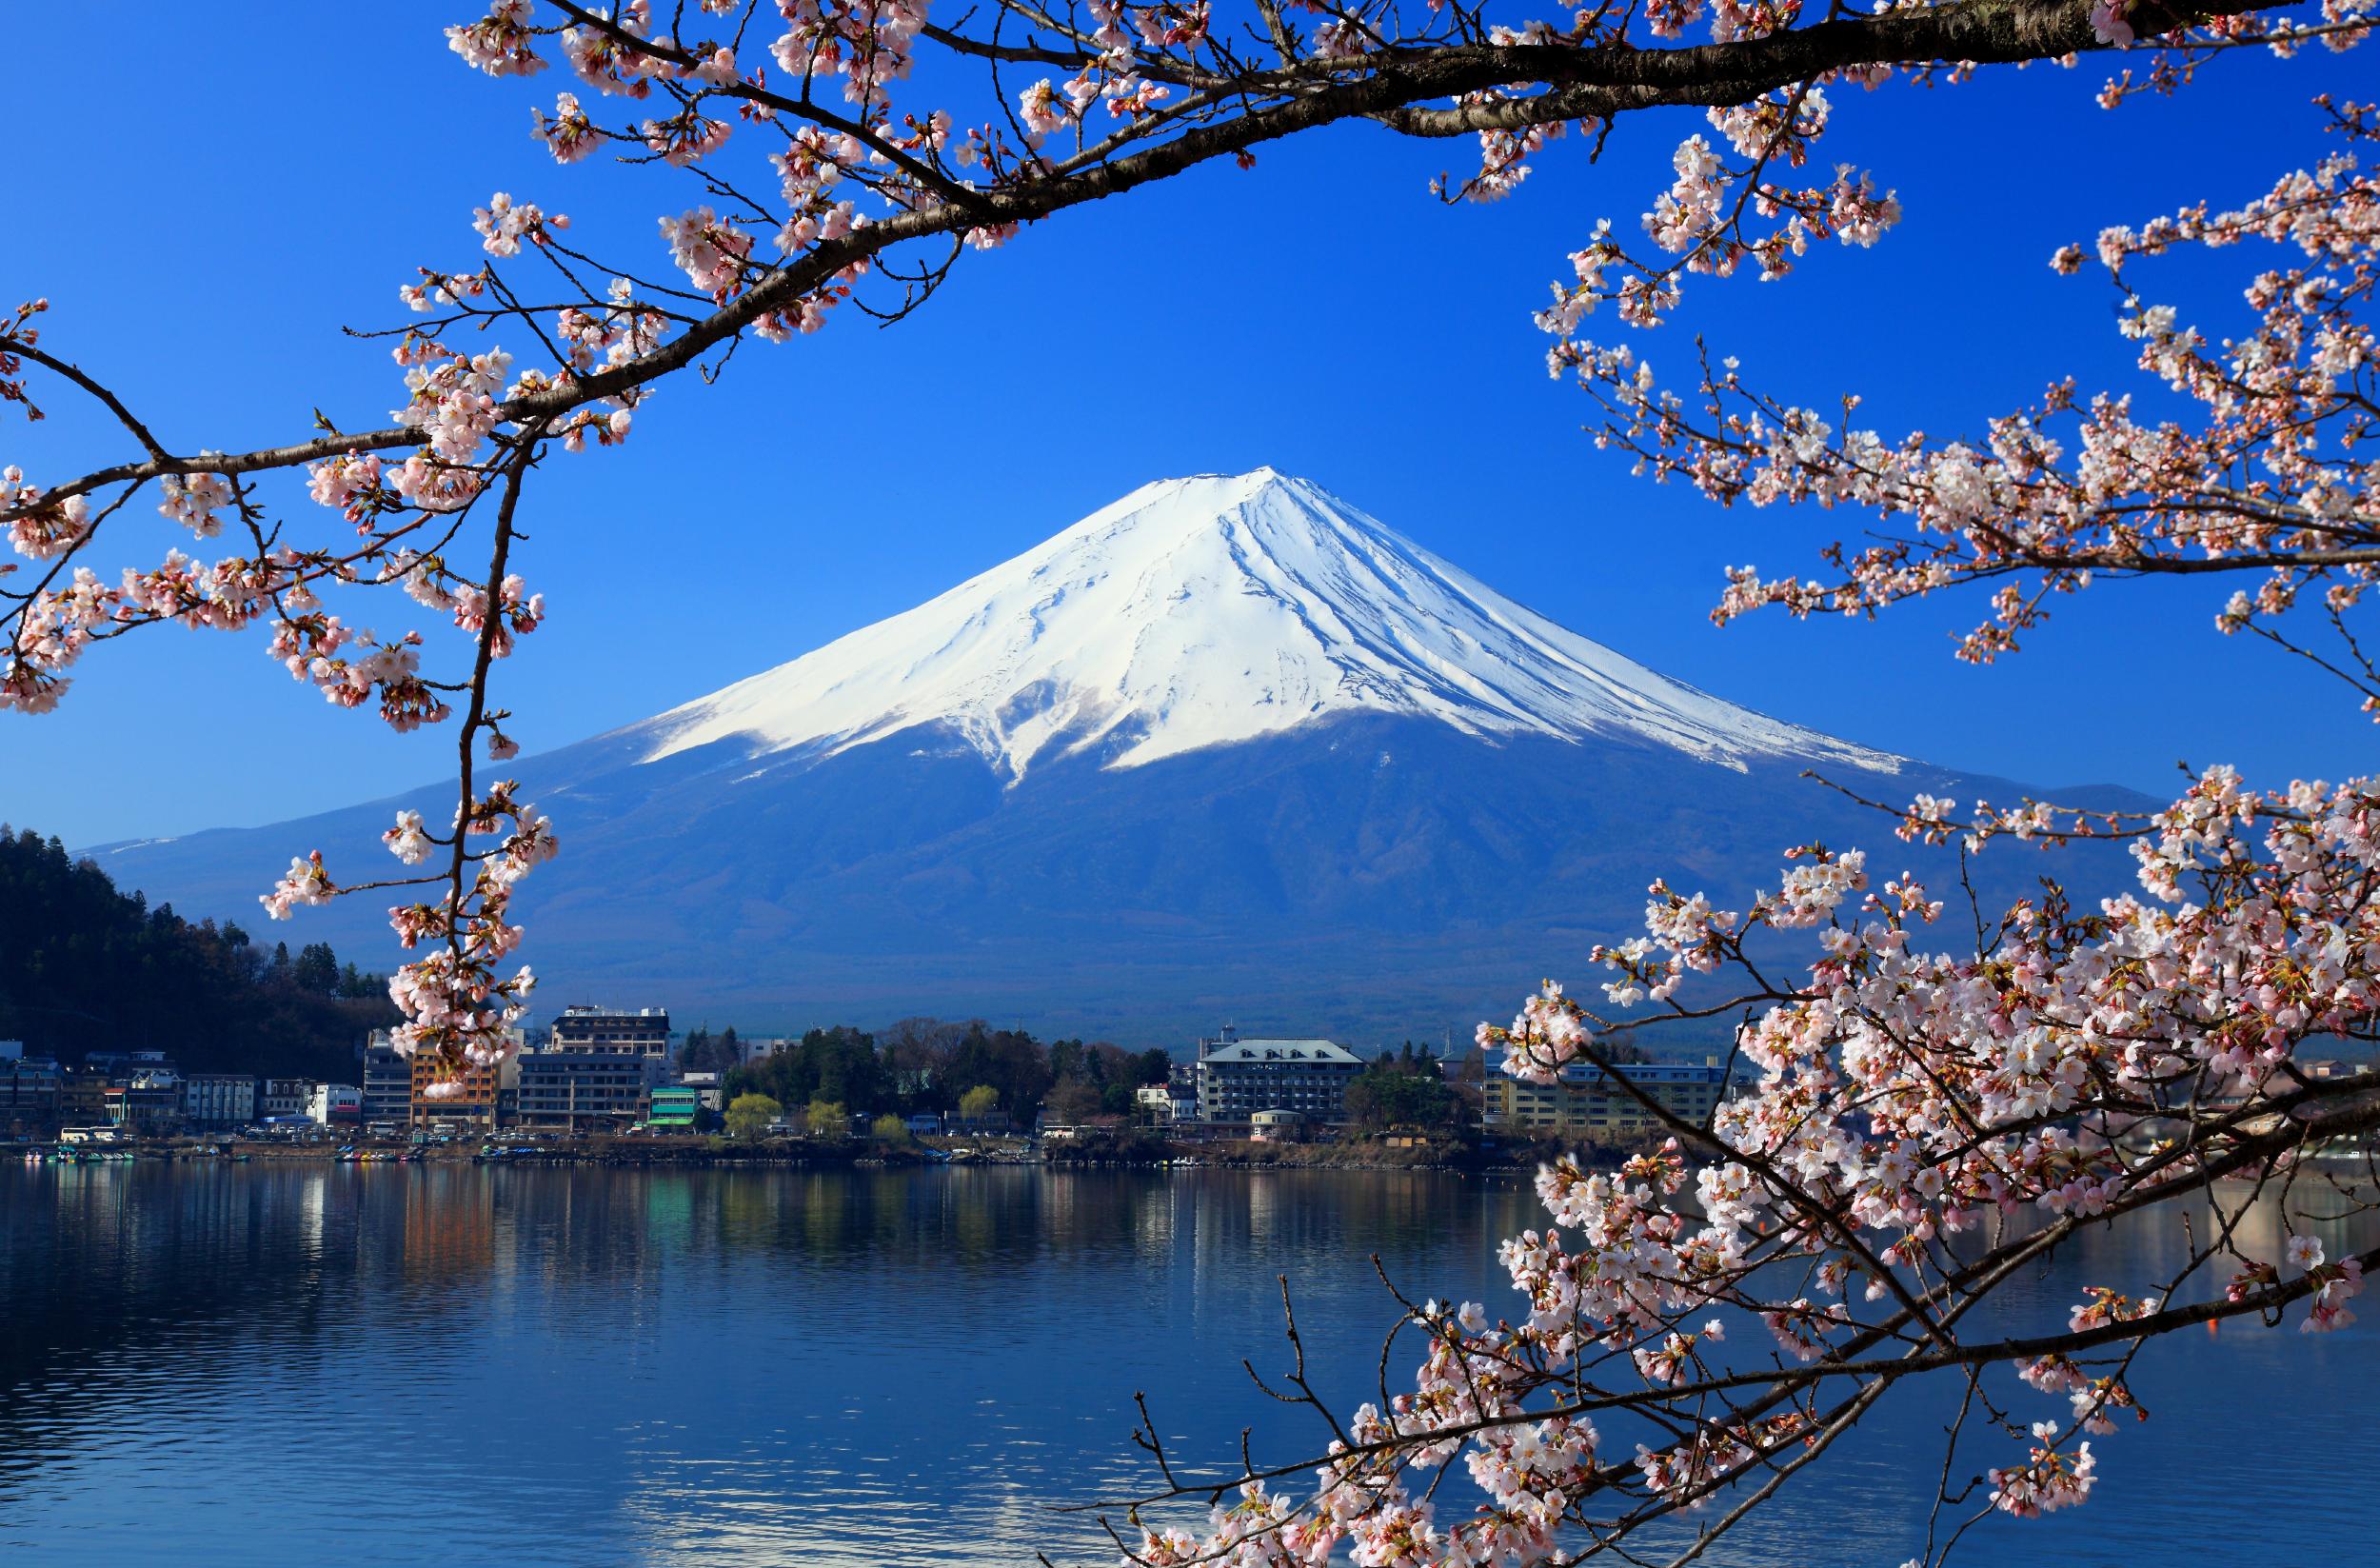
0 1162 2371 1566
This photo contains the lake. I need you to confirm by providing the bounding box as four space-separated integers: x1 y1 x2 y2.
0 1162 2370 1566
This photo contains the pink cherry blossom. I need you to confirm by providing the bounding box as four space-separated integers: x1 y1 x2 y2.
6 12 2379 1565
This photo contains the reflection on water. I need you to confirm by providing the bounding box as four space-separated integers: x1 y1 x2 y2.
0 1163 2370 1566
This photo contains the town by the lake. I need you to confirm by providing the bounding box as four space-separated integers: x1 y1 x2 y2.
3 1002 1740 1164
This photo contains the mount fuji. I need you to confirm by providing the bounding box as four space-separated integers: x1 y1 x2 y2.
92 470 2120 1042
637 468 1899 782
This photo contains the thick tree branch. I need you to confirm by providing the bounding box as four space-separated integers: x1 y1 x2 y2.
3 0 2293 520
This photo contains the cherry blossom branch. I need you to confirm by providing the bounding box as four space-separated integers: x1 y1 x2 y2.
3 327 171 462
3 0 2313 525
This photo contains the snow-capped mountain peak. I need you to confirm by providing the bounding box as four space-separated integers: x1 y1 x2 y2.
636 468 1898 780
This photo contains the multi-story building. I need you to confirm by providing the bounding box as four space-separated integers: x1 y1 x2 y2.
105 1069 185 1131
60 1065 109 1124
1192 1027 1364 1128
183 1073 256 1128
647 1083 701 1131
0 1042 62 1133
307 1083 363 1127
259 1078 314 1119
547 1004 671 1058
407 1032 523 1130
1135 1073 1197 1126
516 1052 656 1130
678 1070 725 1114
1480 1054 1732 1143
1166 1062 1198 1121
362 1033 413 1125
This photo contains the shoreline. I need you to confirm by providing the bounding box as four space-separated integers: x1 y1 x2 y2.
20 1131 1566 1172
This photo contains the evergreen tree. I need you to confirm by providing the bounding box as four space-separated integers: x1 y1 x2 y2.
0 824 395 1076
293 943 340 995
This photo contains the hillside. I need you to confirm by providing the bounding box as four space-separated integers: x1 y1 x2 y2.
0 826 394 1076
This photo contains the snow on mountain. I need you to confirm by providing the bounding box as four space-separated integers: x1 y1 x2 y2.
637 467 1899 780
94 467 2065 1039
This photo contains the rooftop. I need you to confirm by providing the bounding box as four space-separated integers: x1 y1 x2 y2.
1495 1050 1732 1085
1200 1039 1361 1065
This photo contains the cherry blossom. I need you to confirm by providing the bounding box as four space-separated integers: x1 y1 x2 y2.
156 470 232 538
6 7 2380 1563
471 191 563 256
1111 83 2380 1568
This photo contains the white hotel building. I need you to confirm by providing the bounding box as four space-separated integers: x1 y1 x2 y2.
1191 1026 1364 1128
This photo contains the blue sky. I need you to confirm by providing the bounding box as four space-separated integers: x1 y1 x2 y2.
2 4 2365 847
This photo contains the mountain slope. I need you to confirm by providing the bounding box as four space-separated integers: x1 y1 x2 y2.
637 467 1899 779
90 471 2134 1042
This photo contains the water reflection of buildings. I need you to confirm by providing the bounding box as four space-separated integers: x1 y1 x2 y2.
403 1173 497 1281
1132 1180 1176 1268
9 1163 2380 1568
1246 1171 1279 1250
1042 1164 1078 1241
0 1163 404 1491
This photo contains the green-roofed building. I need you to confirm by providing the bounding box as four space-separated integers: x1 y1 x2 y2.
647 1084 701 1130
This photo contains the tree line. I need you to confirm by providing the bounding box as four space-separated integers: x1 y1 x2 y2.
718 1018 1175 1124
0 826 396 1079
1342 1045 1465 1132
714 1022 1480 1134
